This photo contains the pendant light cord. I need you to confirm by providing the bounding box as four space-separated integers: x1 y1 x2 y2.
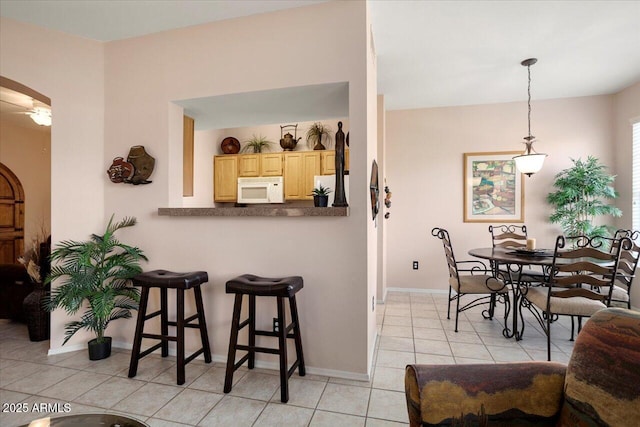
527 64 532 139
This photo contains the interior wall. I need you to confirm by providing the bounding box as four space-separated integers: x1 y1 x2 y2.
386 95 616 293
376 94 387 303
102 1 372 377
612 81 640 308
0 119 51 248
0 17 105 348
365 6 379 374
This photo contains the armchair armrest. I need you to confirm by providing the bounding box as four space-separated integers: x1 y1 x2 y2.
405 363 566 427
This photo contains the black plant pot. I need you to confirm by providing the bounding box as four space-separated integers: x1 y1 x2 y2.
314 195 329 207
23 285 50 342
88 337 112 360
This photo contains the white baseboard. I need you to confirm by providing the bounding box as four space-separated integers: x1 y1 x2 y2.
47 341 371 382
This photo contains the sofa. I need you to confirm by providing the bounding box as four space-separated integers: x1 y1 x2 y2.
405 307 640 427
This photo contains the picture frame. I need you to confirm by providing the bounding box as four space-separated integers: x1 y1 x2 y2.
463 151 524 223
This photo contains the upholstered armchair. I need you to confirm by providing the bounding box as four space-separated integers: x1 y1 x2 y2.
405 307 640 427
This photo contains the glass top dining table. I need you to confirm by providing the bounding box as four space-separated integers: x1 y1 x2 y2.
468 247 555 340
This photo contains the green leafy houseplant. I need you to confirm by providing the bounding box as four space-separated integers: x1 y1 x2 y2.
311 184 332 207
46 215 147 357
306 122 332 150
547 156 622 239
241 134 273 153
311 184 332 196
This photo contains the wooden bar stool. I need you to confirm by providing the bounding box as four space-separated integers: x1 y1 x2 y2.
128 270 212 385
223 274 305 403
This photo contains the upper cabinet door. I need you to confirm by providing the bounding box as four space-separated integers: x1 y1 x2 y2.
238 154 260 177
214 155 238 202
261 153 283 176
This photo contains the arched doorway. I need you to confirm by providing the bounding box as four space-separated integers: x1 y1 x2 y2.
0 162 25 264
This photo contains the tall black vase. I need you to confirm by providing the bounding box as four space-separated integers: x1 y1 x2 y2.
23 284 50 342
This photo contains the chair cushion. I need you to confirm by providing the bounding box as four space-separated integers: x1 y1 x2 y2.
450 275 507 294
559 308 640 427
226 274 303 297
610 285 630 303
406 362 566 426
133 270 208 289
525 287 606 317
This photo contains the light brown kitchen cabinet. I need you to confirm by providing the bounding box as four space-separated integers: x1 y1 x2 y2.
261 153 283 176
214 155 238 202
238 154 260 177
320 149 350 175
284 151 321 200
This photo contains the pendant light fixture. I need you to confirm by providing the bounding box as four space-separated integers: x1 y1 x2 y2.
513 58 547 177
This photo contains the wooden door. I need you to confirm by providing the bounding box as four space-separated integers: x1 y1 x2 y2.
0 163 25 264
213 155 238 202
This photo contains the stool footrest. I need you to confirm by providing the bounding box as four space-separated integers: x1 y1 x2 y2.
255 330 297 339
142 333 177 342
236 344 280 355
287 360 300 378
138 342 164 359
144 310 162 321
233 353 251 371
184 348 205 365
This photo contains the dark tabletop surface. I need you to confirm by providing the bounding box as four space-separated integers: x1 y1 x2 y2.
468 247 555 266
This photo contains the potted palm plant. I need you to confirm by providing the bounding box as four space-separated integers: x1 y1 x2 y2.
46 215 148 360
311 184 332 207
547 156 622 239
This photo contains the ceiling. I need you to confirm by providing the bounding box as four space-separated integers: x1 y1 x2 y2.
1 0 639 126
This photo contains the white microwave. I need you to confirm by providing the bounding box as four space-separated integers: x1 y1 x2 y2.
237 176 284 204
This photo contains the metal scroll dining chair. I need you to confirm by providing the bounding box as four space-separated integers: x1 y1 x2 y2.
488 224 546 284
521 235 631 361
609 229 639 309
432 227 510 332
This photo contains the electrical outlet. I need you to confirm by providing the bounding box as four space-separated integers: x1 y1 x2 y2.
413 261 419 270
372 296 375 311
273 317 279 333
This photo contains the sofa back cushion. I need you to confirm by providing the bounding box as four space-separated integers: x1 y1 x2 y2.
559 308 640 426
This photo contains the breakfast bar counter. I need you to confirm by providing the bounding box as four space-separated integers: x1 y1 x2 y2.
158 207 349 217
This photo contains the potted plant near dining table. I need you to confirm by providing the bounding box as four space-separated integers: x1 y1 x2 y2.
46 215 147 360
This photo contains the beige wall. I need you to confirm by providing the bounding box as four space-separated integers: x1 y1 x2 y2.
100 1 373 378
0 1 376 379
613 82 640 307
1 18 105 349
385 95 618 295
0 120 51 247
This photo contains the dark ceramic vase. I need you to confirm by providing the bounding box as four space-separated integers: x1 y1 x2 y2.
88 337 112 360
314 195 329 207
23 284 50 342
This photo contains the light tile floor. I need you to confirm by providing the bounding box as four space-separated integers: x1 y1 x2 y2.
0 290 578 427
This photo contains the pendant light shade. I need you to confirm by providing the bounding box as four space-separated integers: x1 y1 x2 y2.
514 58 546 177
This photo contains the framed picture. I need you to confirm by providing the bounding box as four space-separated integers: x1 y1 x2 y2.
463 151 524 223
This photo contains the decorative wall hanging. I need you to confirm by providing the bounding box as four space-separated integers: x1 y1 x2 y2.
221 136 240 154
384 180 391 219
107 145 155 185
370 160 379 221
333 121 348 207
463 151 524 223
